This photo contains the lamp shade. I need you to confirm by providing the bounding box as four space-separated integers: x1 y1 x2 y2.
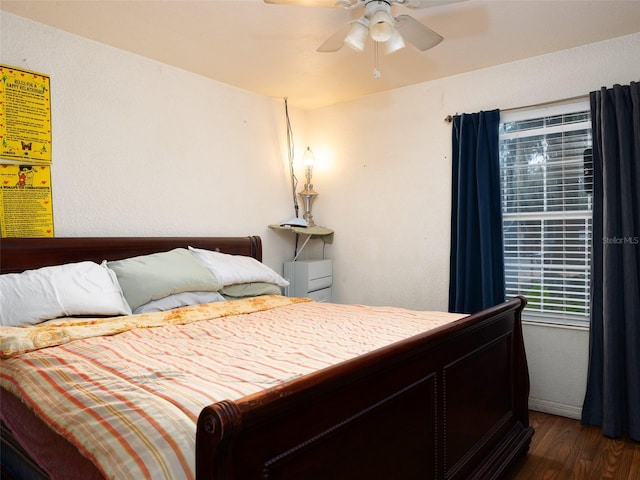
303 146 315 169
344 19 369 51
369 9 394 42
384 28 405 54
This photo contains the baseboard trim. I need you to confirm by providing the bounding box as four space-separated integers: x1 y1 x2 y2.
528 397 583 420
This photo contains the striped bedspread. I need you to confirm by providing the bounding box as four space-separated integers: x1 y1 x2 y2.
0 296 465 479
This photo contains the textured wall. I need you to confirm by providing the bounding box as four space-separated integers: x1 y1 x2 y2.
1 11 307 271
309 32 640 311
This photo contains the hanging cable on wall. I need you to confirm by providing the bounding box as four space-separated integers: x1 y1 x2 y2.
284 97 301 258
284 98 300 219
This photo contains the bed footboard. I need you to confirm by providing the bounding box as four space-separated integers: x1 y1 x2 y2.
197 296 533 479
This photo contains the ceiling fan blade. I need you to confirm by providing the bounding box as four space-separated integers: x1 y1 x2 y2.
395 0 466 9
263 0 346 7
395 15 443 51
317 24 351 52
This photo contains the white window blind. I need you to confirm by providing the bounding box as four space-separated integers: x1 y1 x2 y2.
499 101 592 326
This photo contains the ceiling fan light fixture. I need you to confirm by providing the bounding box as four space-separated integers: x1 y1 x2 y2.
383 28 405 54
369 9 395 42
344 19 369 51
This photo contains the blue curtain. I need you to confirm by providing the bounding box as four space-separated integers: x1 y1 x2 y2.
448 109 505 314
582 82 640 441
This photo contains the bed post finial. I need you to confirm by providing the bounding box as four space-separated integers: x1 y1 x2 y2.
196 401 242 479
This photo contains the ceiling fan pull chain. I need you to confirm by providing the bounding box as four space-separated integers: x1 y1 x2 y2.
373 41 381 79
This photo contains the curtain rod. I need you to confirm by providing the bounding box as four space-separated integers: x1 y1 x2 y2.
444 94 589 123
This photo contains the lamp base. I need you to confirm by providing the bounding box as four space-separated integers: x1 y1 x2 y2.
298 189 318 228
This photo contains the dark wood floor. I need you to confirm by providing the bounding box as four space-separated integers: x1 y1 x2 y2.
505 411 640 480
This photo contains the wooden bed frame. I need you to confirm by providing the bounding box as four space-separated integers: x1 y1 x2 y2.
1 236 533 479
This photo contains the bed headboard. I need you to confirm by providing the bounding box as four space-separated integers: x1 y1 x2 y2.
0 236 262 274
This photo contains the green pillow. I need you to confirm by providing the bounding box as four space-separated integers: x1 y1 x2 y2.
107 248 223 311
220 282 282 299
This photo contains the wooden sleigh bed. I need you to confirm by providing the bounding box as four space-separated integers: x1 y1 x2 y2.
0 236 533 479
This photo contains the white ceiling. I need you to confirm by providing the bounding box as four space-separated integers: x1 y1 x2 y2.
2 0 640 109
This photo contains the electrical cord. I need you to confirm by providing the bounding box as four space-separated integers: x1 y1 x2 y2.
284 98 301 258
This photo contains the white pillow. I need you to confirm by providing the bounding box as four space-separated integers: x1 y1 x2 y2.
133 291 225 314
0 261 132 327
188 247 289 287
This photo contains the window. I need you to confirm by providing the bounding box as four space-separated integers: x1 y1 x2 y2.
499 101 592 327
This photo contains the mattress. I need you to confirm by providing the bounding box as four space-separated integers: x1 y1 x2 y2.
0 296 464 479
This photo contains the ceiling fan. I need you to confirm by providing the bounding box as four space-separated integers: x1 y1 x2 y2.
264 0 463 55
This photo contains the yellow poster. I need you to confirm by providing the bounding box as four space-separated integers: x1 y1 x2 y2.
0 164 54 237
0 65 52 164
